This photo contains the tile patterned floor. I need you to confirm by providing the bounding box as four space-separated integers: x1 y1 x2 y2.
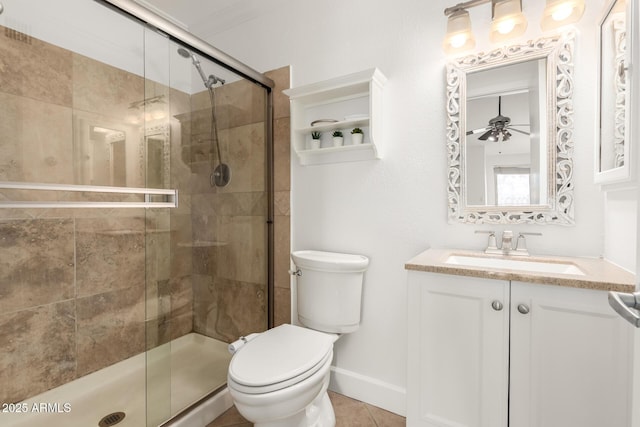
207 391 406 426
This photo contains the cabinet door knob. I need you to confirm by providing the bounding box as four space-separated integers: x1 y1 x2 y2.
517 304 530 314
491 300 503 311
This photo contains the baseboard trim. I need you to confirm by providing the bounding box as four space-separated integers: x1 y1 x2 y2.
329 366 406 417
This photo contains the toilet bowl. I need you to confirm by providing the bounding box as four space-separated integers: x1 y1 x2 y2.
228 324 337 426
227 250 369 427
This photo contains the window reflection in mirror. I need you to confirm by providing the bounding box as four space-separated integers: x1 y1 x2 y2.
495 167 531 205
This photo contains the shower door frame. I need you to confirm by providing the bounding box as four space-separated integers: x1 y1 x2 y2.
94 0 276 423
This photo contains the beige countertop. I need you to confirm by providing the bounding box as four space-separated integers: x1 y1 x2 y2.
405 248 636 293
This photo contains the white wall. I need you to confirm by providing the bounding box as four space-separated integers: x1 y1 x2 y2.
205 0 610 415
604 189 637 273
602 0 640 275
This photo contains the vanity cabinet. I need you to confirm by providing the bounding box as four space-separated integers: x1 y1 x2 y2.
407 272 632 427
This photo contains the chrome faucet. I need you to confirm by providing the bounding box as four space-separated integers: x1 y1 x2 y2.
501 230 513 254
475 230 541 256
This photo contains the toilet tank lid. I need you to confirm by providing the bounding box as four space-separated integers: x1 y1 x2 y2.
291 250 369 272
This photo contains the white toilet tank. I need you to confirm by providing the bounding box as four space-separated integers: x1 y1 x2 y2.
291 250 369 334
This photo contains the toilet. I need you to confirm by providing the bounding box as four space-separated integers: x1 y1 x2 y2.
227 250 369 427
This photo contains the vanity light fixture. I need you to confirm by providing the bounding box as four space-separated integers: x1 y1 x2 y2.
490 0 527 43
443 8 476 55
444 0 526 54
540 0 585 31
443 0 584 54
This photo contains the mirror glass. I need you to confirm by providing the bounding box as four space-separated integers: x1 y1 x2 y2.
446 32 575 225
596 0 629 182
73 113 142 187
73 113 170 188
144 125 170 189
466 59 546 207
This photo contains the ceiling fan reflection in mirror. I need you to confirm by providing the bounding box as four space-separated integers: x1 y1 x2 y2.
466 96 530 142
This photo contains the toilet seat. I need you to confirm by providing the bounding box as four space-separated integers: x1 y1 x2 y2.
228 324 336 394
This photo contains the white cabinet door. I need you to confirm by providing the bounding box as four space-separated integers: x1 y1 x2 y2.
407 272 509 427
509 281 633 427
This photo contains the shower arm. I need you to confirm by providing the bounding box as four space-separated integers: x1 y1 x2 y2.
192 57 211 88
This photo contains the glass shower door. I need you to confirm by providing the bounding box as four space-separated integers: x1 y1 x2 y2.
0 1 270 425
0 1 161 426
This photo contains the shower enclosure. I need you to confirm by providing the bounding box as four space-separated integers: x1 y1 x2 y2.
0 0 273 425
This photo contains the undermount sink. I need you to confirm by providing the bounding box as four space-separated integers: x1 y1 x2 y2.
445 255 585 276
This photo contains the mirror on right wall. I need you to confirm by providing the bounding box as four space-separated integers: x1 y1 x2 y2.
595 0 634 184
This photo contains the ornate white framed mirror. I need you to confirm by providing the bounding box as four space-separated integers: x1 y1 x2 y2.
446 32 575 225
595 0 633 185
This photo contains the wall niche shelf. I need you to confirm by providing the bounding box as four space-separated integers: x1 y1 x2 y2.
284 68 386 166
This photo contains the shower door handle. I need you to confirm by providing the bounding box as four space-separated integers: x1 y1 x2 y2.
608 291 640 328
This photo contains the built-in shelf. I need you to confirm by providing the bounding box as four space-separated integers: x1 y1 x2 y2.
295 117 370 134
284 68 386 166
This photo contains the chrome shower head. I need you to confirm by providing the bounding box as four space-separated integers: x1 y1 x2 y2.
177 47 191 59
177 48 225 88
177 47 209 88
177 47 200 66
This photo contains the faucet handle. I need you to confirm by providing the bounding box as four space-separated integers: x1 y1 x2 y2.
475 230 498 251
475 230 495 235
515 232 542 255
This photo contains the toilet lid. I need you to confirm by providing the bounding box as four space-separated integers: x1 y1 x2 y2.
228 324 335 389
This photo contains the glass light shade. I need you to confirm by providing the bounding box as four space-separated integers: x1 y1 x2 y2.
443 9 476 55
541 0 585 31
490 0 527 43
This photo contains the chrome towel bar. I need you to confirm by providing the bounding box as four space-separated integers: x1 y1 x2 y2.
0 181 178 209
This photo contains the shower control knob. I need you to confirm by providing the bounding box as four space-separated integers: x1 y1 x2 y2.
517 304 530 315
491 300 503 311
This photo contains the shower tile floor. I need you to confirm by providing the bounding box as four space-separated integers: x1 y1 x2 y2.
207 391 406 426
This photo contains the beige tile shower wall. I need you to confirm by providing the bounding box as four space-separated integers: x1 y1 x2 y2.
187 67 291 340
0 26 74 185
268 66 292 327
188 78 270 342
0 27 189 403
0 212 148 404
